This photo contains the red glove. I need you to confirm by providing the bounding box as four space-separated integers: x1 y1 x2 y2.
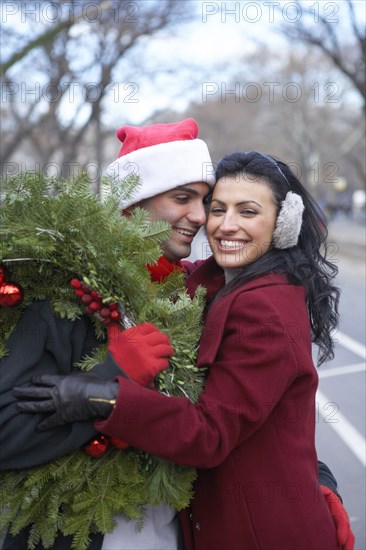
107 323 173 387
320 485 355 549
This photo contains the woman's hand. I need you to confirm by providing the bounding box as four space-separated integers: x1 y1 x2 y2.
107 322 174 387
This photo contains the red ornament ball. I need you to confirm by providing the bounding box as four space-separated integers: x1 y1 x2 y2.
84 434 110 457
0 282 24 308
0 265 9 285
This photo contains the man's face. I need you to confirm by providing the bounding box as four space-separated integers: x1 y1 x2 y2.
138 182 210 262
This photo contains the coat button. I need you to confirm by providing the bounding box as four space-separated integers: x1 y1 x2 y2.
195 523 200 530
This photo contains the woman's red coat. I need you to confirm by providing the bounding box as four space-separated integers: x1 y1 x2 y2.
97 257 339 550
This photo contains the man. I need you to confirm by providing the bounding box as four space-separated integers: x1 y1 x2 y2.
1 118 214 550
111 120 213 271
2 119 351 549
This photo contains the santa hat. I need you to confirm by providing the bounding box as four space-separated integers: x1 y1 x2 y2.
106 118 215 209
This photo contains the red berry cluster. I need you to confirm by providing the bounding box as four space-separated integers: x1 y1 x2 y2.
70 278 120 324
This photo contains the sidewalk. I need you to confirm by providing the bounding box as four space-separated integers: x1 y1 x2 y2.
327 214 365 261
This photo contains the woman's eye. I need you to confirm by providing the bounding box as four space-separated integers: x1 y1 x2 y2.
209 207 224 214
241 209 257 216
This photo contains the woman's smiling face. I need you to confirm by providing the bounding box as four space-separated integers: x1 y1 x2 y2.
206 174 277 269
136 182 210 262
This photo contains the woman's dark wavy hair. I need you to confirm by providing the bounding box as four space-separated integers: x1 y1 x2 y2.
213 151 340 366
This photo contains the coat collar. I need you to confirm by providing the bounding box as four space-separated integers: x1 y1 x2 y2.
185 256 225 302
186 256 291 303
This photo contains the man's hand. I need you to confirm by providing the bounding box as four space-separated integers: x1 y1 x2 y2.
107 322 174 386
320 485 355 549
13 372 119 431
12 322 173 432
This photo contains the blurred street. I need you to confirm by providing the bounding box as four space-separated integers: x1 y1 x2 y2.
316 214 365 549
327 213 366 263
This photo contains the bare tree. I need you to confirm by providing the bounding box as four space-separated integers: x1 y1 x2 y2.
277 0 365 110
0 0 193 188
177 44 365 200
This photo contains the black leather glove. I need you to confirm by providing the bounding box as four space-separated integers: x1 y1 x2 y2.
13 372 119 431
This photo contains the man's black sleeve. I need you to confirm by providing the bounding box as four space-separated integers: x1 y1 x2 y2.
0 301 121 470
318 460 342 500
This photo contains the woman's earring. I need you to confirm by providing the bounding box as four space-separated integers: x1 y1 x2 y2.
272 192 304 249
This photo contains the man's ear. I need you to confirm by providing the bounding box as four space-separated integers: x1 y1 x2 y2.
122 206 134 217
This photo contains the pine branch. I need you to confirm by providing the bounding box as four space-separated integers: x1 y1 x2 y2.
0 171 207 549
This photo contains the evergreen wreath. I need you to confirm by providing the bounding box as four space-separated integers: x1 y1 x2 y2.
0 172 207 550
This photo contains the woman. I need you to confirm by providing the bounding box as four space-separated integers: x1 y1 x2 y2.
15 152 345 549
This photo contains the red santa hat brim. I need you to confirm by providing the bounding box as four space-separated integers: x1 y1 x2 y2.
106 119 215 208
